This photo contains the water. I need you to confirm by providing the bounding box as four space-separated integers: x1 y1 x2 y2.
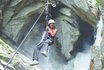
73 51 91 70
68 37 92 70
93 15 103 48
72 15 103 70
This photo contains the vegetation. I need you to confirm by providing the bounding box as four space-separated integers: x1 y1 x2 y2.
0 39 14 52
0 38 17 66
61 17 65 21
96 0 100 7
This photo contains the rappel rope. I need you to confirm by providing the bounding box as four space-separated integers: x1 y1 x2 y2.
45 0 49 24
4 8 45 70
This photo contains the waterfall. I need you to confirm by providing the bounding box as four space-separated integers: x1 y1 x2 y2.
64 14 103 70
72 15 103 70
72 38 91 70
93 15 103 48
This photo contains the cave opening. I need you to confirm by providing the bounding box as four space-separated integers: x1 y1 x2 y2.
70 15 96 58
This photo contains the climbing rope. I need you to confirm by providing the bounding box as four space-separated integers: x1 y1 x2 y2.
4 8 45 70
45 0 49 24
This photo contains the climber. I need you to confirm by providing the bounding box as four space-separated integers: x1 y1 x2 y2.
30 19 57 66
87 0 98 19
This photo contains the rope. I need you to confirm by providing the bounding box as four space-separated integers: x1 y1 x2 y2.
4 8 45 70
45 0 49 24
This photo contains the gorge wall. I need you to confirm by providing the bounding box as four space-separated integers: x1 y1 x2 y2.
0 0 104 70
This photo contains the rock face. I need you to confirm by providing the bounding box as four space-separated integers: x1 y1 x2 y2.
57 0 97 27
101 29 104 70
0 0 104 70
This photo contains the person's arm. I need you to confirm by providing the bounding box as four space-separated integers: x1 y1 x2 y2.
40 31 47 42
55 29 58 36
40 26 48 42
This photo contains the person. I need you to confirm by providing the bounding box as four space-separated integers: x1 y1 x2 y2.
87 0 98 19
30 19 57 66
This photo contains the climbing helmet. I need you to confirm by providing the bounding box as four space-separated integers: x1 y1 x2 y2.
48 19 55 25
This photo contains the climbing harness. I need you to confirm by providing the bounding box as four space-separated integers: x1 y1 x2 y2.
4 7 45 70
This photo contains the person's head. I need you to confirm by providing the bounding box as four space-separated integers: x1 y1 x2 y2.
48 19 55 29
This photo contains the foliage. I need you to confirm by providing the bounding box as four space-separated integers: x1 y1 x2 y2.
96 0 100 7
0 52 7 57
0 39 14 52
61 17 65 21
0 38 17 66
11 60 18 66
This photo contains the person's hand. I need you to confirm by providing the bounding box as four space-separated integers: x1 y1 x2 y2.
46 26 50 31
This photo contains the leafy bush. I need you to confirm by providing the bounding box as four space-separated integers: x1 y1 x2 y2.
96 0 100 7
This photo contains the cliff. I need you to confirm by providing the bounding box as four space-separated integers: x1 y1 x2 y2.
0 0 104 70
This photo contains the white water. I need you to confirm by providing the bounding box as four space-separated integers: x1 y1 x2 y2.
93 15 103 48
73 51 91 70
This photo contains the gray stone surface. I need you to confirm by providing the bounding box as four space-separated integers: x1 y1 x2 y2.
0 0 104 70
58 0 97 27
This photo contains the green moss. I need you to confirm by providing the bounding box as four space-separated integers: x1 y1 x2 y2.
96 0 100 7
96 2 100 7
61 17 65 21
11 60 18 66
0 52 7 57
0 56 7 62
0 38 17 66
0 38 14 52
0 52 7 62
0 39 5 43
96 0 100 3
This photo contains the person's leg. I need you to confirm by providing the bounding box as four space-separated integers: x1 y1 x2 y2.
30 41 44 66
41 43 49 57
41 39 53 57
33 41 44 61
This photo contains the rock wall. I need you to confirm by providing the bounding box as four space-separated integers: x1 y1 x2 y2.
0 0 104 70
57 0 97 27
